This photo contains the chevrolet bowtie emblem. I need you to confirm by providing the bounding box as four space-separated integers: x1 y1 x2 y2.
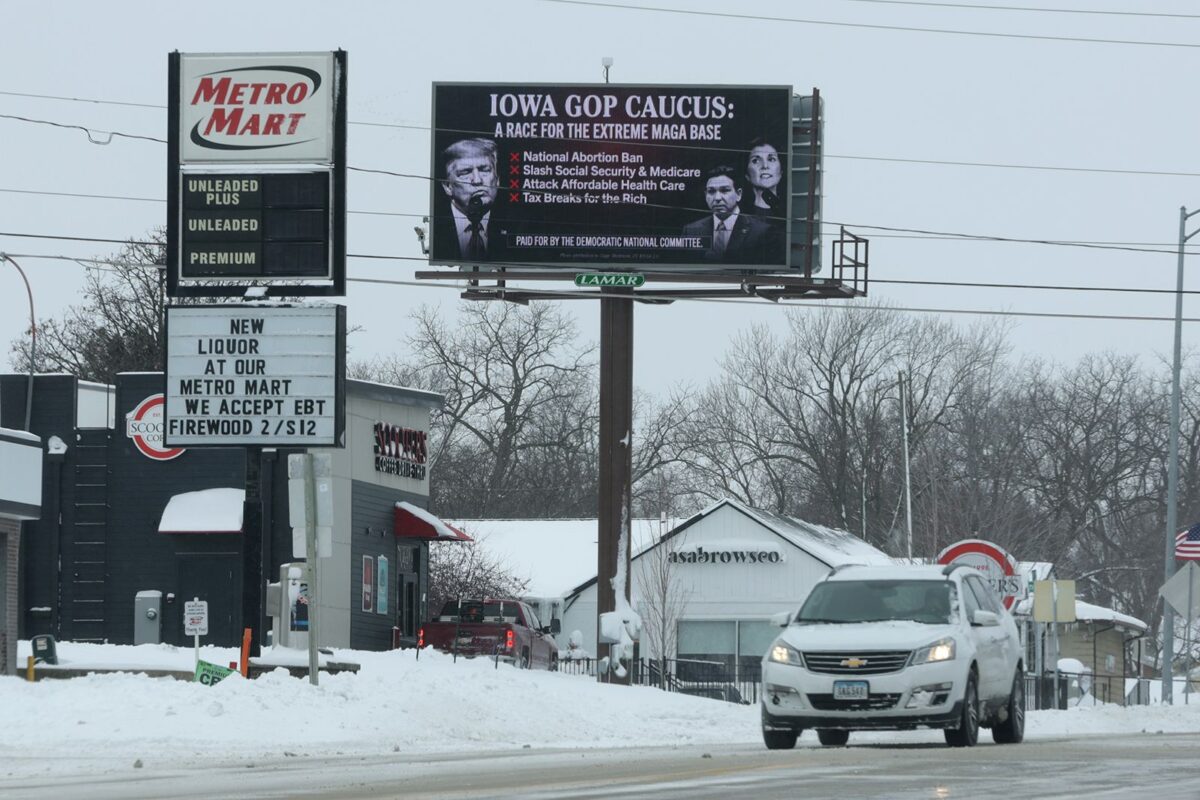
841 657 868 668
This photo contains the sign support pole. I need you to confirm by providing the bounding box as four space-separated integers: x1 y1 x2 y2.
192 595 201 671
303 453 319 686
241 446 263 658
597 290 634 686
1187 575 1193 703
1052 580 1061 709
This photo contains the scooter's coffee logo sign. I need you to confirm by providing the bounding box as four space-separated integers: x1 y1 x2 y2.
179 52 334 163
127 394 185 461
373 422 428 481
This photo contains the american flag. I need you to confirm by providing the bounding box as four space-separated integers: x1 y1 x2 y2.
1176 523 1200 561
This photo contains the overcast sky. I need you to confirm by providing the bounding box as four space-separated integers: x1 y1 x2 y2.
2 0 1198 397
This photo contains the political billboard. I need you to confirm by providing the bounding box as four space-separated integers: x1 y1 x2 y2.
429 84 793 271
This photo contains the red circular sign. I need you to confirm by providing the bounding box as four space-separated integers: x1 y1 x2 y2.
126 394 185 461
936 538 1020 610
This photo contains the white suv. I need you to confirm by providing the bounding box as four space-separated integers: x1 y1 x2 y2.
760 564 1024 749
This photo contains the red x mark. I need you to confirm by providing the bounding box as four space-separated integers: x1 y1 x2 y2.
509 179 519 189
509 192 520 202
510 152 520 161
510 166 519 175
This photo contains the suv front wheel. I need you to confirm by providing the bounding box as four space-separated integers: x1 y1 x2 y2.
817 729 849 746
763 727 798 750
944 671 980 748
992 670 1025 744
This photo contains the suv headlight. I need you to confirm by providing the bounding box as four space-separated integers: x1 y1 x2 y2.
910 637 956 665
767 642 804 667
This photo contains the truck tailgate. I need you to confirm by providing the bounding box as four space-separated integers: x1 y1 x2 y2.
429 623 506 655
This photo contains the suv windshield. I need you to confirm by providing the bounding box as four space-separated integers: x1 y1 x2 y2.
796 580 956 624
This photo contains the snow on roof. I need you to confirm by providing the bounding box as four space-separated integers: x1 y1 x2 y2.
720 499 894 567
457 500 893 601
1018 561 1054 582
1012 596 1148 632
824 564 950 581
448 518 671 598
0 427 40 443
158 488 245 534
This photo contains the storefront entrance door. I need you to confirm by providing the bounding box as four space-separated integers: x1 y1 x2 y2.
176 553 241 647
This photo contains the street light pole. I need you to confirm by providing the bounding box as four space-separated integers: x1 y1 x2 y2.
1166 206 1200 705
1 253 37 432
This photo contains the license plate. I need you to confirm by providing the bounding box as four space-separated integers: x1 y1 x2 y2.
833 680 869 700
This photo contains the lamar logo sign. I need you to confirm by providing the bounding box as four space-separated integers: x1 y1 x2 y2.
669 546 783 565
179 52 335 163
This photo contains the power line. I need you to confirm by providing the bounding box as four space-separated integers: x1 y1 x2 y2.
826 152 1200 179
538 0 1200 48
6 246 1200 301
876 277 1200 296
0 90 162 109
7 250 1199 323
0 187 426 218
825 220 1183 255
0 113 165 144
0 200 1192 260
831 0 1200 20
4 100 1199 180
350 275 1200 323
4 184 1198 255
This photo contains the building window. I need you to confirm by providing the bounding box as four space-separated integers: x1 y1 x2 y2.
677 620 735 681
677 619 779 683
362 556 374 612
737 621 778 683
377 555 389 615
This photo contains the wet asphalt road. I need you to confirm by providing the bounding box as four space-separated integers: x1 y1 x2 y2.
5 732 1198 800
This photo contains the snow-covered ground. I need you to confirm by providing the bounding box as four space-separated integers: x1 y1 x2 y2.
2 640 1198 783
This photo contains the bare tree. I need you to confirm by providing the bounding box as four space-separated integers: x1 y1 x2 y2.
10 232 167 382
405 302 597 517
636 537 690 688
426 534 531 621
672 304 1009 555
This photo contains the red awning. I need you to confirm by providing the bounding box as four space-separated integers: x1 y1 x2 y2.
394 501 473 542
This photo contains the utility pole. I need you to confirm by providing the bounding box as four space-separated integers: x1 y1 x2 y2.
899 371 913 560
1166 206 1200 704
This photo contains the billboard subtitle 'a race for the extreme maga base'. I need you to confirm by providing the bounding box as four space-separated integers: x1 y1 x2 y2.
429 84 793 270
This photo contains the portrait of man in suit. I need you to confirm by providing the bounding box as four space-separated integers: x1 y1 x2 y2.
681 165 774 264
434 137 500 262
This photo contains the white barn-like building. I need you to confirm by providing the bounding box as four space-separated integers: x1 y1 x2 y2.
458 498 893 681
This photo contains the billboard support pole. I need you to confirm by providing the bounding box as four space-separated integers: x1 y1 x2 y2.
597 290 634 686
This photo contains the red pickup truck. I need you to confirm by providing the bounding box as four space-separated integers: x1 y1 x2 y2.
419 599 561 670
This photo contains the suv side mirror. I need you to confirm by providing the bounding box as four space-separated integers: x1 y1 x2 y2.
770 610 793 627
972 610 1000 627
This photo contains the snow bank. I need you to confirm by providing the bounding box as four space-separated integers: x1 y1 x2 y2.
3 640 1200 782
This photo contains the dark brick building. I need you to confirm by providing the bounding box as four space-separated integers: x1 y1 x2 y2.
1 372 446 651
